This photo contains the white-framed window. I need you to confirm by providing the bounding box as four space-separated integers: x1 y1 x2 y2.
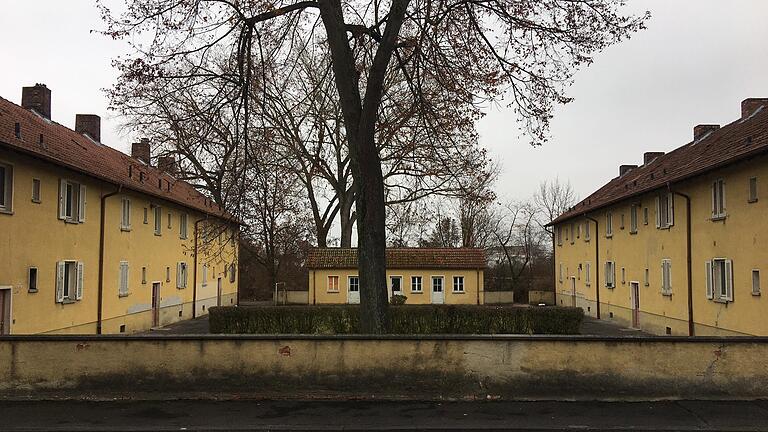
229 263 236 283
31 178 41 203
749 177 758 203
118 261 129 297
28 267 38 292
559 263 563 283
643 207 649 225
153 206 162 235
141 266 147 284
453 276 465 293
606 212 613 237
143 207 148 224
348 276 359 293
56 260 83 302
585 263 591 286
656 192 674 228
569 223 575 244
165 266 171 282
644 268 650 287
584 221 591 241
120 197 131 230
711 178 726 219
706 258 733 302
327 275 339 292
621 267 626 285
176 262 188 289
390 276 403 296
619 214 625 230
202 264 208 287
0 162 13 213
58 179 86 223
411 276 423 292
630 204 638 234
556 226 562 246
605 261 616 288
752 269 760 296
661 259 672 295
180 213 188 239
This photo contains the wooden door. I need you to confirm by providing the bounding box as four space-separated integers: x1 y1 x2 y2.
151 282 160 327
0 288 10 335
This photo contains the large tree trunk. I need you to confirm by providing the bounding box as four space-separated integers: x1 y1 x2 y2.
339 187 355 248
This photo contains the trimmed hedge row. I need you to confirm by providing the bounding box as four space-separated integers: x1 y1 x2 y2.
208 305 583 335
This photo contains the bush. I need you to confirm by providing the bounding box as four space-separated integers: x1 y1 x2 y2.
390 294 408 305
209 305 583 335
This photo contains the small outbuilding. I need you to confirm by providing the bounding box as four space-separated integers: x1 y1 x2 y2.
306 248 486 305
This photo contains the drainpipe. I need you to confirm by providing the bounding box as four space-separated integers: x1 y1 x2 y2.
312 270 317 305
192 216 208 318
584 216 601 319
551 230 557 307
476 269 480 305
670 186 694 336
97 185 122 335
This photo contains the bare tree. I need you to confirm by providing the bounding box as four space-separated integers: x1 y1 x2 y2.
492 201 541 297
101 0 647 332
533 178 578 238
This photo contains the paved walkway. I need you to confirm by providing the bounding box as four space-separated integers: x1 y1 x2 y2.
2 399 768 431
580 316 651 336
148 316 210 334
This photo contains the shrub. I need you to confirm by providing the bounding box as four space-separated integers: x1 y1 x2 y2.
390 294 408 305
209 305 583 335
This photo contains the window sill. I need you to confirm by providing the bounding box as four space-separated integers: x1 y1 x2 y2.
713 298 731 304
661 292 672 297
629 230 638 235
326 290 339 294
121 227 132 232
748 199 758 204
0 209 14 215
31 199 41 204
28 289 38 294
605 235 613 239
154 233 162 237
453 291 465 294
710 215 727 222
118 293 131 298
410 291 423 294
64 219 81 225
752 292 761 297
59 299 77 305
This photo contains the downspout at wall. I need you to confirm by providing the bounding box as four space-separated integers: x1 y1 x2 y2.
192 217 208 318
585 216 601 319
551 230 556 307
671 187 694 336
476 269 480 305
312 270 316 305
97 184 121 335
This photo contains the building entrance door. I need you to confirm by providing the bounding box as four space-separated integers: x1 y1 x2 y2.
431 276 445 304
0 287 11 335
151 282 161 327
630 282 640 328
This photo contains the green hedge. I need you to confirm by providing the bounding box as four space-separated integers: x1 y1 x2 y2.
209 305 583 335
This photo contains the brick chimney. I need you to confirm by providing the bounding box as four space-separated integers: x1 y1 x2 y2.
157 155 177 175
131 138 151 165
742 98 768 119
21 84 51 119
75 114 101 142
643 152 664 165
619 164 637 176
693 124 720 141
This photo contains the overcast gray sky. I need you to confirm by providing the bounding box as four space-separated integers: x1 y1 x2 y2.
1 0 767 202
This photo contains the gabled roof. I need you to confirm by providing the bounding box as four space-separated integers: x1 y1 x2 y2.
306 248 487 270
551 100 768 225
0 96 230 220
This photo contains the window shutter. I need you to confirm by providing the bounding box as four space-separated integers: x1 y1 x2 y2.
78 184 86 223
667 261 672 292
76 261 84 300
711 182 717 217
177 263 183 288
56 261 65 302
705 261 713 299
655 197 661 228
667 193 674 226
725 259 733 302
58 180 66 220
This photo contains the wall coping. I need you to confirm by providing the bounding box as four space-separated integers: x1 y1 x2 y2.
1 334 768 343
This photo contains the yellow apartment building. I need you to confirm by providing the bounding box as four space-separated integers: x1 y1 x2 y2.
306 248 486 305
551 97 768 336
0 84 239 335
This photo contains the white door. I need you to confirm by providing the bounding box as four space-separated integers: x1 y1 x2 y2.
347 276 360 304
390 276 403 299
431 276 445 304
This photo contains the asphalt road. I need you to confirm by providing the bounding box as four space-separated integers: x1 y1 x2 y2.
2 399 768 431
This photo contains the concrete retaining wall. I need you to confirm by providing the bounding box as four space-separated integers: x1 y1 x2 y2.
528 290 555 305
2 335 768 400
484 291 514 304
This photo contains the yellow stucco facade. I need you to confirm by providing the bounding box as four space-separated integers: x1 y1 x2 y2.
554 153 768 336
308 268 485 305
0 147 239 334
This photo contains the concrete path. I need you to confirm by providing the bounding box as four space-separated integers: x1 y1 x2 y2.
2 399 768 431
148 316 210 334
580 316 651 336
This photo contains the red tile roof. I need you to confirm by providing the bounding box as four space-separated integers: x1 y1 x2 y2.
306 248 487 269
0 96 231 220
551 100 768 225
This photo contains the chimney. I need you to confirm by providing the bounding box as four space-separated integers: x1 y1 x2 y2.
157 155 177 175
21 84 51 119
75 114 101 142
742 98 768 119
643 152 664 165
619 164 637 176
131 138 151 165
693 124 720 141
